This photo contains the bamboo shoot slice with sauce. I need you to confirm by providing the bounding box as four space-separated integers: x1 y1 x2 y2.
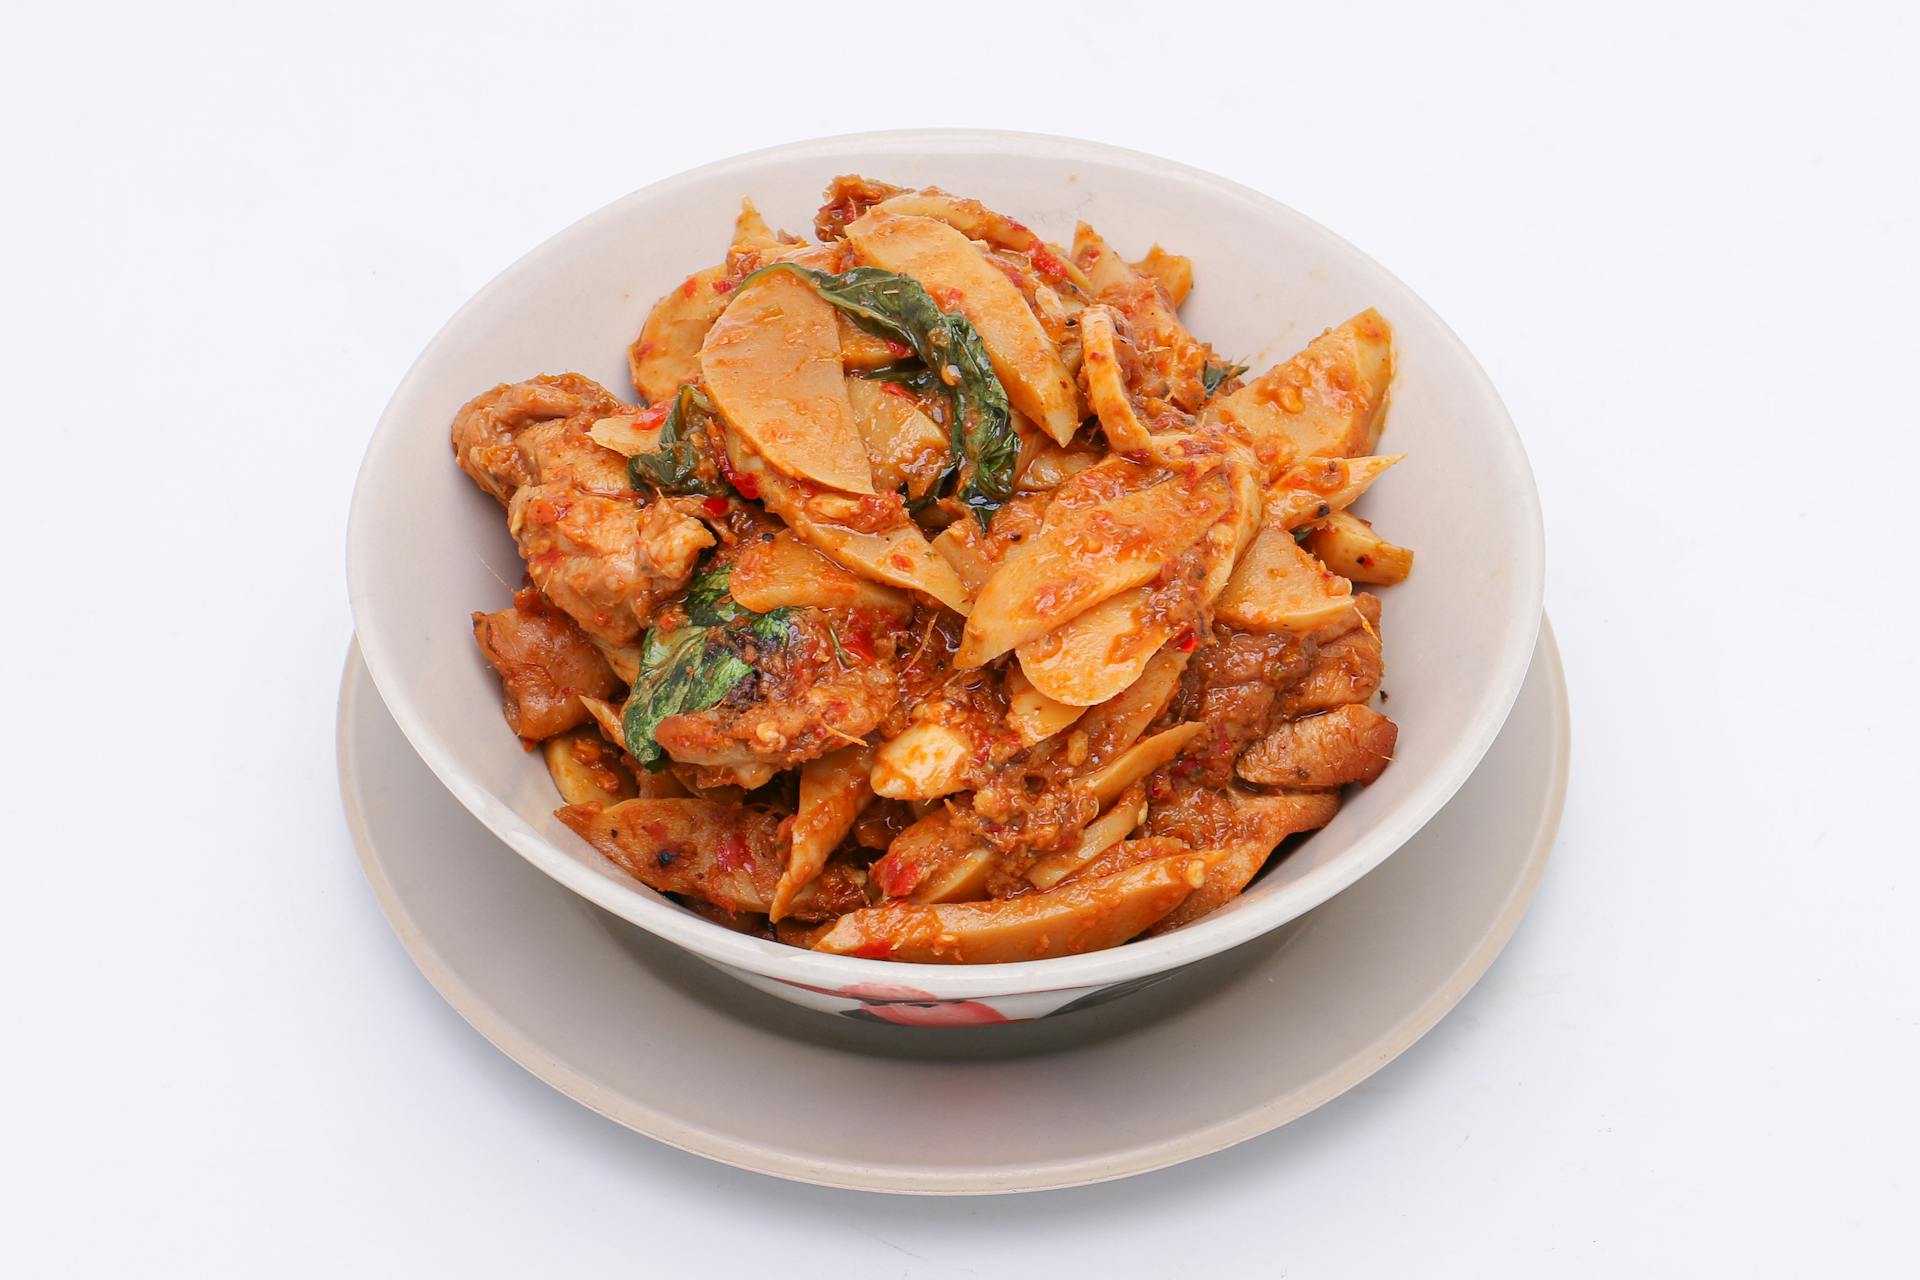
867 808 987 902
772 744 874 921
699 268 876 495
1202 310 1395 470
845 208 1082 445
542 728 638 807
870 719 978 802
1264 454 1402 531
845 376 949 499
557 798 867 922
1025 784 1149 890
813 856 1205 963
1071 649 1190 766
1133 246 1193 306
957 461 1229 667
1014 585 1173 707
728 530 913 620
628 264 731 406
727 443 973 614
1301 510 1414 585
1005 664 1086 747
1079 304 1154 455
875 191 1091 289
1078 722 1204 807
1214 521 1359 633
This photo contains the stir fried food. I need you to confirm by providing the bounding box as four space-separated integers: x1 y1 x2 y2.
453 177 1413 964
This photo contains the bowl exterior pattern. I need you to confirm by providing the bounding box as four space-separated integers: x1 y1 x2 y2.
718 963 1181 1024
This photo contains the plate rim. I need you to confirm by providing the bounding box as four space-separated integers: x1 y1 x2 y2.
344 126 1548 998
337 617 1568 1195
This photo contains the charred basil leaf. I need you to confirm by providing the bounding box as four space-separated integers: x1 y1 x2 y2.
745 263 1016 529
620 564 794 768
627 385 726 497
1201 361 1248 397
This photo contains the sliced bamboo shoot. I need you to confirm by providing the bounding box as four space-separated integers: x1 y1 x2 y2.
1144 791 1342 935
876 190 1091 290
870 720 978 802
628 265 731 405
1014 586 1172 706
558 798 867 922
729 530 913 620
845 376 949 499
846 208 1081 445
1133 246 1193 306
1072 649 1190 766
1080 722 1204 807
958 461 1228 667
699 268 876 494
1265 455 1402 530
1079 305 1154 455
1202 310 1394 469
1025 785 1149 890
1301 510 1414 585
1005 665 1087 747
542 728 638 807
1215 522 1359 633
772 744 874 921
730 445 973 613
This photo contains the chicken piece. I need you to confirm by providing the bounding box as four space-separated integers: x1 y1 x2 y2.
451 373 624 504
812 857 1204 963
1157 628 1314 788
650 607 901 770
1237 703 1398 788
451 375 712 647
814 173 908 242
1143 788 1342 935
1073 223 1212 412
557 797 867 922
470 587 620 740
505 414 713 648
1276 623 1384 717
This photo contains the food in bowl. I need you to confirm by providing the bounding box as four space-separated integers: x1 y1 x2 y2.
451 175 1412 964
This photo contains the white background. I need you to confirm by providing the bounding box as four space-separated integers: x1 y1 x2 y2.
4 1 1916 1274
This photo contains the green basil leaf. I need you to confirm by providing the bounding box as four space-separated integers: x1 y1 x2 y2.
682 563 742 627
619 568 795 768
627 385 726 497
744 263 1016 529
1201 361 1249 396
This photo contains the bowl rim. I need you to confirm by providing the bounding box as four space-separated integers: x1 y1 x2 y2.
346 127 1544 999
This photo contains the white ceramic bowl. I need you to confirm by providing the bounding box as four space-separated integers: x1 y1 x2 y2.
347 130 1543 1022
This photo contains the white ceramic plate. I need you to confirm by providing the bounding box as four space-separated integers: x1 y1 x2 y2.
346 130 1546 1012
337 620 1566 1193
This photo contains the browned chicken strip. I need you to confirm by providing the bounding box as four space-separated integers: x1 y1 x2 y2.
1276 623 1384 717
470 588 620 740
451 373 624 503
451 374 715 647
1237 703 1399 788
557 797 868 921
651 607 901 770
1143 787 1342 934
